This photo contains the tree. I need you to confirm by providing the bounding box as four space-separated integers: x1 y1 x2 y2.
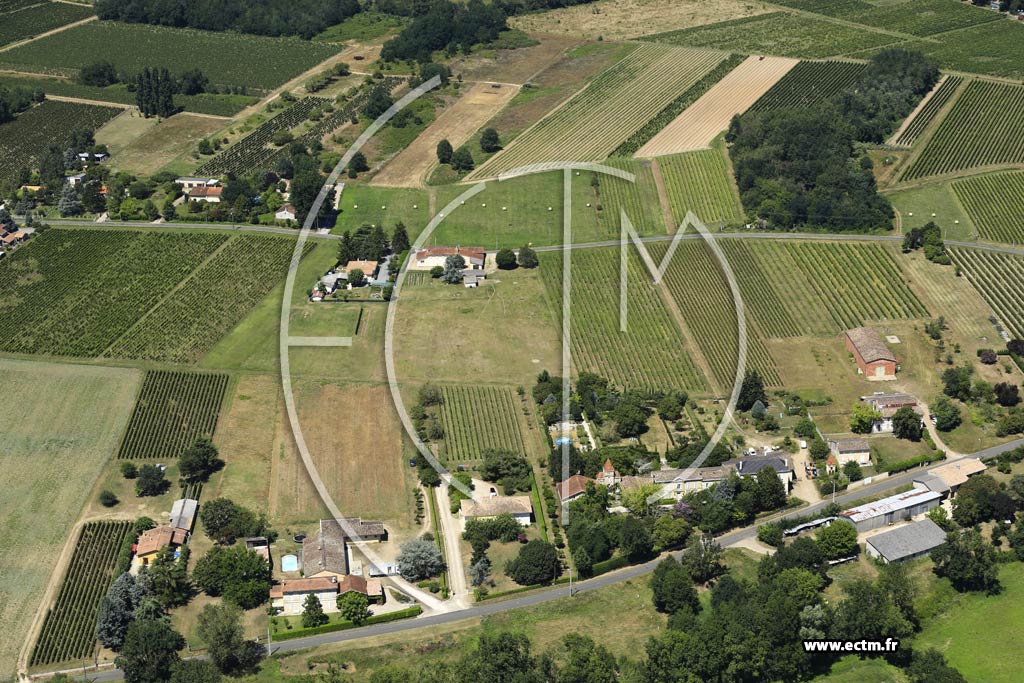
469 556 491 586
816 520 858 560
57 184 83 216
849 403 881 434
737 370 767 411
397 538 445 581
480 127 500 153
450 147 474 172
879 561 918 627
136 464 168 497
196 603 261 675
622 482 662 517
179 438 223 484
96 573 147 651
556 634 618 683
831 579 912 644
650 557 699 615
995 382 1020 407
348 268 366 287
506 540 560 586
495 248 517 269
192 545 272 609
681 533 723 583
115 618 184 683
391 222 410 254
952 474 1002 527
436 139 453 164
78 61 119 87
442 253 466 284
141 546 192 608
932 529 1000 594
349 151 369 173
905 649 968 683
170 660 222 683
517 245 538 269
162 199 176 222
364 86 393 119
753 467 787 511
892 405 923 441
100 490 119 507
942 366 973 401
618 515 654 562
480 448 532 493
809 437 830 460
933 396 962 432
301 593 328 628
199 498 268 545
842 460 863 482
338 591 372 625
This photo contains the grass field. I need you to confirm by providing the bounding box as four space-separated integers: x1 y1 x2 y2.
949 247 1024 339
901 80 1024 181
645 12 898 59
886 182 973 240
593 158 669 235
334 185 430 239
29 521 132 669
109 113 226 176
538 247 707 392
105 235 307 364
0 2 93 48
438 385 527 466
0 359 140 681
0 100 120 186
0 228 226 357
0 21 340 92
748 59 866 113
117 370 229 460
658 148 744 226
915 562 1024 682
952 171 1024 244
470 44 726 179
314 11 406 42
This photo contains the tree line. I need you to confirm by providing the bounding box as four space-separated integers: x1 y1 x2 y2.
95 0 360 39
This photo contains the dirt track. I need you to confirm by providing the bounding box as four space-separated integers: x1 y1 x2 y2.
371 82 519 187
636 55 798 157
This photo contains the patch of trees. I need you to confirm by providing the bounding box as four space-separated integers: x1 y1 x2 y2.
902 221 949 264
199 498 271 545
95 0 360 39
728 50 938 231
136 68 178 118
675 468 789 535
505 539 560 585
381 0 508 62
193 545 273 609
0 84 40 125
480 447 532 493
336 222 403 263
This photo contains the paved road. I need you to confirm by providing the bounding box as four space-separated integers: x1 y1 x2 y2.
21 218 340 240
64 439 1024 682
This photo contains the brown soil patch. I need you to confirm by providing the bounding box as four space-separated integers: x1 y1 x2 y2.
372 82 519 187
636 55 797 156
510 0 770 41
453 34 580 85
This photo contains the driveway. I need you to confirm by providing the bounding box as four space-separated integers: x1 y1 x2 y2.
435 483 471 608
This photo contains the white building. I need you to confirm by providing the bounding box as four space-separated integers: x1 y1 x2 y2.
460 495 533 526
275 204 296 221
176 177 219 190
411 246 485 271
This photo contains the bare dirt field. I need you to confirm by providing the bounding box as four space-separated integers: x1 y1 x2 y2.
111 113 225 176
510 0 770 41
453 34 581 85
636 55 797 157
0 359 140 681
372 83 519 187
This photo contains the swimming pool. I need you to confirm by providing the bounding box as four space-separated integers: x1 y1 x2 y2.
281 554 299 572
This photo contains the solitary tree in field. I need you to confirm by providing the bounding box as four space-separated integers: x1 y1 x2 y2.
179 438 223 484
517 245 538 269
480 127 500 153
436 139 453 164
506 540 560 586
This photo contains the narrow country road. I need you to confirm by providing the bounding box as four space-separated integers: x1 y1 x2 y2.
435 483 471 608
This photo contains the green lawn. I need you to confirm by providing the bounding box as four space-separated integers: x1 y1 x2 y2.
886 182 973 240
812 655 907 683
333 185 430 241
314 11 407 42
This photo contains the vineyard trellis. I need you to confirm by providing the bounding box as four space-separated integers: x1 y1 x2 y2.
901 80 1024 181
893 75 963 147
658 149 743 226
437 385 527 466
117 370 229 460
105 236 312 363
538 248 707 392
748 60 866 113
0 229 226 357
470 44 726 179
29 521 133 667
950 247 1024 339
952 171 1024 245
0 2 94 48
591 159 666 236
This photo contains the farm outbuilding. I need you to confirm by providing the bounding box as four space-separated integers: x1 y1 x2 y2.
844 327 897 380
865 519 947 563
839 486 942 532
461 495 534 526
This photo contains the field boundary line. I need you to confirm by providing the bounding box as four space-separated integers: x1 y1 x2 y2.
764 4 931 42
886 74 949 146
98 235 234 357
891 75 973 184
649 158 677 234
0 13 96 54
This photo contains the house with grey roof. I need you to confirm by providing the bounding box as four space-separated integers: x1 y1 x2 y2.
865 518 948 563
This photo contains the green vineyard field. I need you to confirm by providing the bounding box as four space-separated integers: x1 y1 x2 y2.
438 385 527 466
749 60 866 113
0 2 94 48
952 171 1024 245
105 236 309 363
29 521 132 667
593 158 667 235
538 248 707 392
772 0 999 37
117 370 229 460
658 149 743 227
471 44 725 179
950 248 1024 339
902 80 1024 181
0 100 120 186
893 75 962 147
0 229 225 357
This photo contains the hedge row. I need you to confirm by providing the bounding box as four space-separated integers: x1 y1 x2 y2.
271 605 423 641
878 450 946 474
